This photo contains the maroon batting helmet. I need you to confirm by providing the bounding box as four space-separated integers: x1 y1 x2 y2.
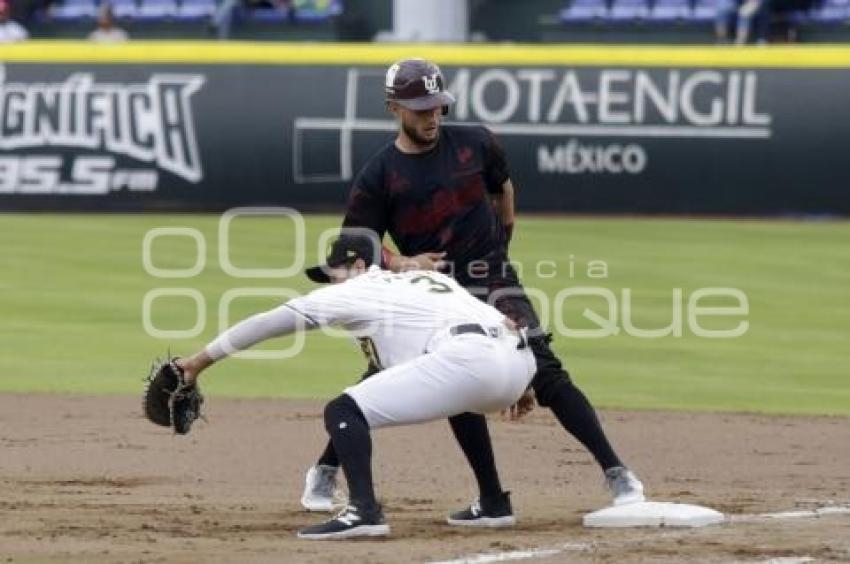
385 58 455 115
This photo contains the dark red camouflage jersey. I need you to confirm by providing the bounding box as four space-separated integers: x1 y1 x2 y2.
342 125 511 272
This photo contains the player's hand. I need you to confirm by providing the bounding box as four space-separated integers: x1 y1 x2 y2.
173 358 198 385
392 252 447 272
501 389 535 421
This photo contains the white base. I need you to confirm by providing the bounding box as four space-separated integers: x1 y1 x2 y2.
583 501 724 528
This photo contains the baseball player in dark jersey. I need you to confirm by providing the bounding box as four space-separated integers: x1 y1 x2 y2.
301 58 645 525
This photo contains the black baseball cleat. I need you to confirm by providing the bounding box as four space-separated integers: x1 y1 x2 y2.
447 491 516 527
297 503 389 540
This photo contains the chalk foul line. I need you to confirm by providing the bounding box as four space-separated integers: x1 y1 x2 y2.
428 504 850 564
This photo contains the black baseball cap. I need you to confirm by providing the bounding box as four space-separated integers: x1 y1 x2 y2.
385 58 455 113
305 233 379 283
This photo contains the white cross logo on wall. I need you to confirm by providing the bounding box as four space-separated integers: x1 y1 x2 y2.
422 73 439 94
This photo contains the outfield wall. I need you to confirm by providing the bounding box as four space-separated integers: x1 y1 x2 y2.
1 43 849 214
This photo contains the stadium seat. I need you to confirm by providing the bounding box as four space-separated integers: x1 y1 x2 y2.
649 0 693 20
50 0 98 21
560 0 609 23
110 0 140 19
292 0 342 22
609 0 651 20
691 0 719 21
137 0 178 20
176 0 216 20
246 5 290 23
808 0 850 21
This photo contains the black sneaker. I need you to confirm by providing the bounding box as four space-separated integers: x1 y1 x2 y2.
447 491 516 528
297 503 389 540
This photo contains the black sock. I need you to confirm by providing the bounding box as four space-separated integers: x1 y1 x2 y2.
323 394 376 509
316 438 339 468
547 382 622 470
448 412 503 499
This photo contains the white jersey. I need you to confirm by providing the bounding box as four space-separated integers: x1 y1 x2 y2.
286 266 506 369
202 263 536 429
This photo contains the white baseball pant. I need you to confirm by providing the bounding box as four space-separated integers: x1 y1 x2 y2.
344 331 536 429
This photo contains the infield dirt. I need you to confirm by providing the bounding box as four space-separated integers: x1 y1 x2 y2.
1 394 848 563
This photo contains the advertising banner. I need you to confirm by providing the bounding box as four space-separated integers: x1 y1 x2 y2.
1 43 848 214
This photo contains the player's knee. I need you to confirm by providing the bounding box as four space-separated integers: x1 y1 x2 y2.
323 393 367 434
527 334 575 406
532 369 575 407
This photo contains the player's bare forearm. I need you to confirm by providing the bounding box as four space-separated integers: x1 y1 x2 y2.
385 249 447 272
491 179 516 242
498 180 516 225
491 178 515 225
175 351 214 384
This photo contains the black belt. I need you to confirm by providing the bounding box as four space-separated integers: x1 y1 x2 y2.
450 323 527 350
450 323 488 337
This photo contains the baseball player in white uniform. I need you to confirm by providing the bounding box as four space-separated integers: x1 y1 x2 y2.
174 233 536 539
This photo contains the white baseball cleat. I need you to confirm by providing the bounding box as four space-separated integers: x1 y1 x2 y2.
300 464 345 512
605 466 646 506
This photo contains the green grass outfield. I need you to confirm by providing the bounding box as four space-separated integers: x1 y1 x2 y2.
1 214 848 416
